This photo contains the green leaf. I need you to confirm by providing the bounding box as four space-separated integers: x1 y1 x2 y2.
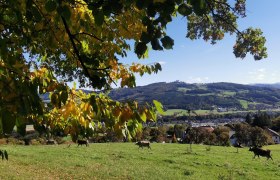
42 79 48 87
60 5 71 21
26 0 33 7
161 36 174 49
81 41 90 53
147 4 156 17
73 82 76 89
90 95 99 113
45 0 57 12
175 0 183 5
68 0 75 4
192 0 207 16
140 112 147 122
135 42 148 58
94 10 104 26
60 90 68 105
0 39 7 57
136 0 145 10
26 10 33 22
140 32 151 43
154 29 162 38
31 6 42 21
50 92 58 105
153 100 164 115
162 2 175 15
178 3 192 16
151 38 163 50
155 63 162 72
142 17 151 25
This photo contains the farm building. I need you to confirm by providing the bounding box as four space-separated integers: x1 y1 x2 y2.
25 124 35 134
266 128 280 144
229 130 237 146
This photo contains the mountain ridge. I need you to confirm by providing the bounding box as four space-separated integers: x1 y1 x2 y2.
41 82 280 111
109 81 280 110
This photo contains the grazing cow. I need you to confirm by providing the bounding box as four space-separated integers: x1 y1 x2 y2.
0 150 8 161
249 147 273 160
135 141 151 149
77 139 89 147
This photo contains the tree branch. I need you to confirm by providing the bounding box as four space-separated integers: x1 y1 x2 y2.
206 1 245 39
61 16 93 82
61 16 117 88
72 32 104 42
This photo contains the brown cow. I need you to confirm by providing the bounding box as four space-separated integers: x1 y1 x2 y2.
249 147 272 160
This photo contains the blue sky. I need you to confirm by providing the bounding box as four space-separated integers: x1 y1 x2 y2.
120 0 280 86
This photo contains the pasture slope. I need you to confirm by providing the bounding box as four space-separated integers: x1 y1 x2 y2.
0 144 279 179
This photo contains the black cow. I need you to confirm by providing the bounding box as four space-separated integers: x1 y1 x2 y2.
0 150 8 161
249 147 272 160
135 141 151 149
77 139 89 147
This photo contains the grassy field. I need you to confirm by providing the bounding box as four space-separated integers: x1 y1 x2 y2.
0 143 279 179
164 109 214 116
164 108 280 117
164 109 188 116
239 100 249 109
164 109 223 116
222 91 236 96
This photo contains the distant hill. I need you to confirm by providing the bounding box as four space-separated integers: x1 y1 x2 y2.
40 82 280 111
253 83 280 89
109 81 280 110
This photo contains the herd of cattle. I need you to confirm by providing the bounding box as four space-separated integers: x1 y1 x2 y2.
133 141 274 160
134 141 274 160
76 139 274 160
1 140 274 161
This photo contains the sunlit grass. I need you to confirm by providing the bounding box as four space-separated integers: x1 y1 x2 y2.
0 144 279 179
239 100 249 109
164 109 188 116
222 91 236 96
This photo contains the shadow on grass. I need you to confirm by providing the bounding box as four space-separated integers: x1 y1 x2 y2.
184 169 194 176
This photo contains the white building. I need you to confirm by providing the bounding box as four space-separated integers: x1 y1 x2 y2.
266 128 280 144
229 130 237 146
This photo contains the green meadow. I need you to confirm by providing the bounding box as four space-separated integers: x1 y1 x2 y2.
0 144 279 179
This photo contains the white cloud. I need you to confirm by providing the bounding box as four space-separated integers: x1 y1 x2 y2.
247 68 280 83
248 68 267 81
186 76 209 83
258 68 266 73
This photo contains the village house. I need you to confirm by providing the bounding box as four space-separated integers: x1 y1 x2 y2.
229 129 237 146
266 128 280 144
25 124 35 134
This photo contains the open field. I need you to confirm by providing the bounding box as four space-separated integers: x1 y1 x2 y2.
164 108 280 116
164 109 189 116
164 109 214 116
164 109 220 116
0 144 279 179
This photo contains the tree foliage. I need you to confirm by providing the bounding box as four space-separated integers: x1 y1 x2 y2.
0 0 267 139
234 123 251 146
250 126 269 147
252 111 272 128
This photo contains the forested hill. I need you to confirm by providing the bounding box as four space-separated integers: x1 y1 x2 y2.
108 82 280 110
